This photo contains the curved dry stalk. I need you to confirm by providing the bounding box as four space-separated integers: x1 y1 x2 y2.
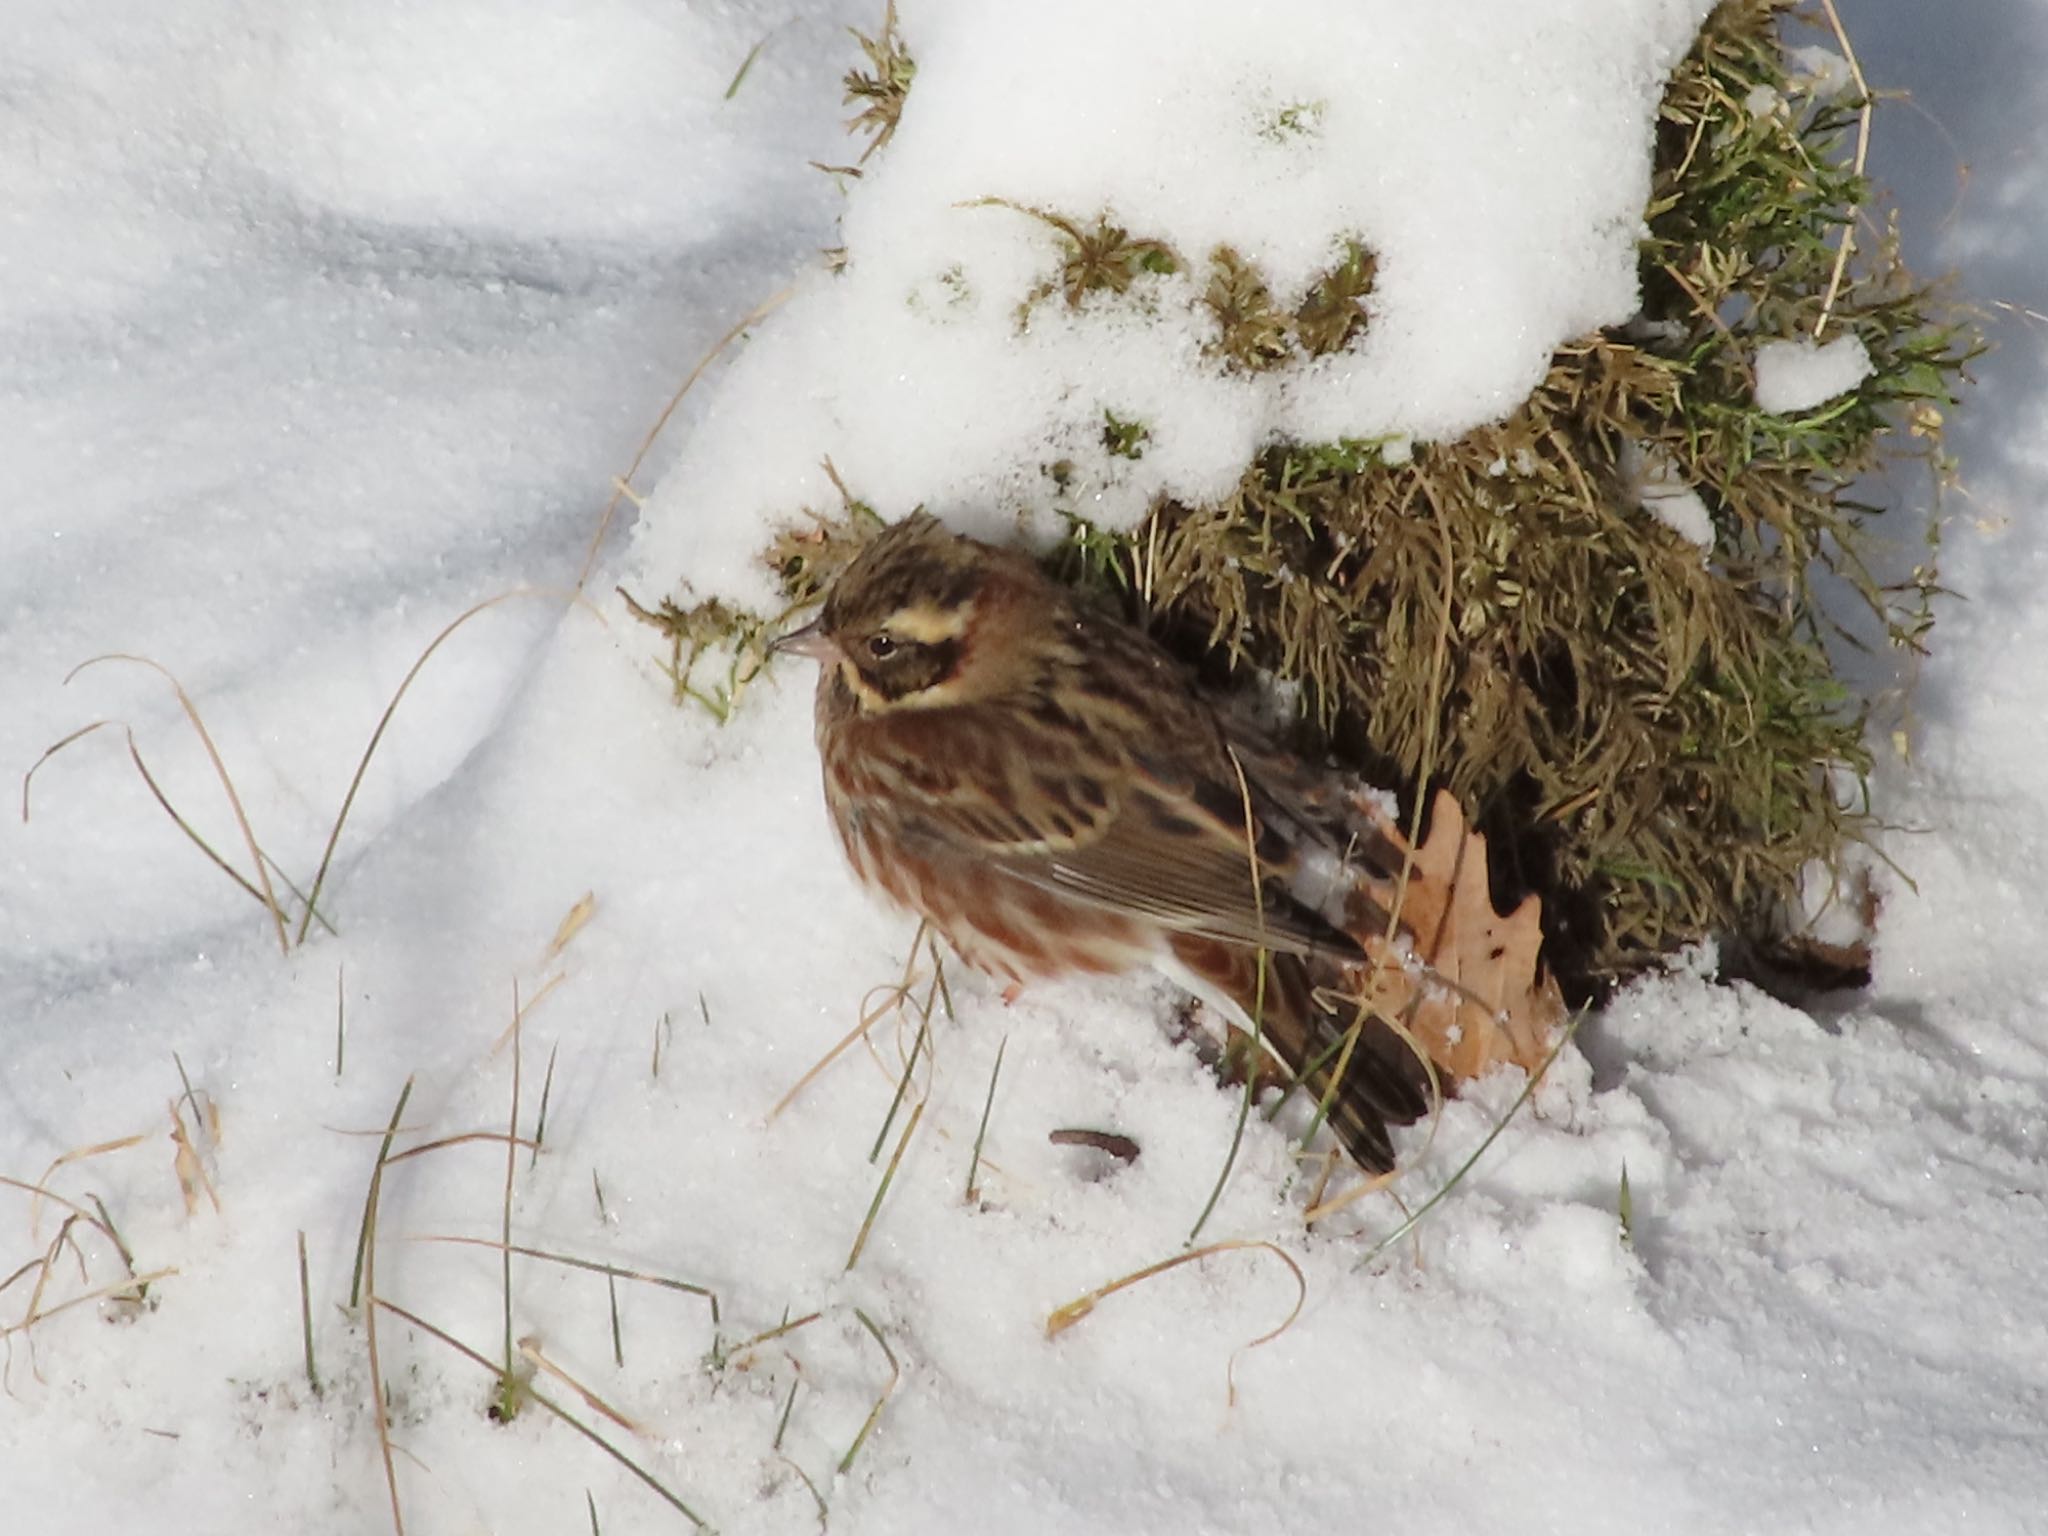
578 285 797 590
22 1138 147 1241
1045 1238 1307 1407
380 1131 537 1167
296 587 602 946
19 719 115 822
768 924 932 1121
119 730 279 914
2 1266 178 1341
64 656 290 954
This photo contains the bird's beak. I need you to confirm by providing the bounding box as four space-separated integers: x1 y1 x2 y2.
769 617 842 664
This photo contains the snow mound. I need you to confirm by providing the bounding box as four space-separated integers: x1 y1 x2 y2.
634 0 1716 610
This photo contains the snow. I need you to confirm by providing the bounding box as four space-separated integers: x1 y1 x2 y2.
1621 439 1716 549
635 0 1715 609
1788 43 1856 99
1754 332 1876 414
6 3 2048 1534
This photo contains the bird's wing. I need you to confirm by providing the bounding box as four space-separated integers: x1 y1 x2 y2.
885 705 1357 958
1009 765 1355 957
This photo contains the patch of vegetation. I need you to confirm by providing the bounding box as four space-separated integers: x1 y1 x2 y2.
682 0 1974 992
1072 0 1974 985
1102 411 1151 460
1259 100 1328 143
968 201 1181 318
843 2 915 165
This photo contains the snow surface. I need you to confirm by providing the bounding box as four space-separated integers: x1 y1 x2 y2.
1754 332 1876 414
5 3 2048 1534
637 0 1715 609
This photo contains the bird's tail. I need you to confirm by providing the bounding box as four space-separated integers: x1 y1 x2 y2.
1166 934 1431 1173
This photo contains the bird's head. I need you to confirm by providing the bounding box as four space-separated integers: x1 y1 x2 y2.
772 513 1046 712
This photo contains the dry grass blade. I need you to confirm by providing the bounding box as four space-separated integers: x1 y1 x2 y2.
773 1374 801 1451
579 287 795 590
1186 746 1271 1245
26 1137 146 1239
26 716 293 937
407 1236 720 1321
867 1017 929 1164
491 971 566 1053
64 656 289 953
729 1310 823 1357
19 719 116 821
545 892 597 962
26 719 302 942
965 1035 1007 1202
124 732 276 912
1812 0 1872 340
723 35 769 99
298 1230 320 1394
166 1098 221 1216
350 1078 415 1310
297 589 602 947
0 1174 124 1258
261 851 338 938
86 1195 141 1292
381 1131 538 1167
502 989 522 1404
1044 1240 1306 1406
348 1075 422 1535
838 1308 899 1474
375 1299 709 1528
845 1100 924 1272
1 1266 178 1341
768 941 932 1121
532 1043 560 1168
517 1335 650 1436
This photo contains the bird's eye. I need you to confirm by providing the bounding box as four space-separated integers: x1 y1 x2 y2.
866 634 898 660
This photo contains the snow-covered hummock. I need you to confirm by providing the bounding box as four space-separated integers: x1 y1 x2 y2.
1754 331 1875 414
635 0 1716 611
9 4 2048 1535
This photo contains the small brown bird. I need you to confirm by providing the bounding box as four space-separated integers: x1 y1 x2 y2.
774 512 1428 1170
